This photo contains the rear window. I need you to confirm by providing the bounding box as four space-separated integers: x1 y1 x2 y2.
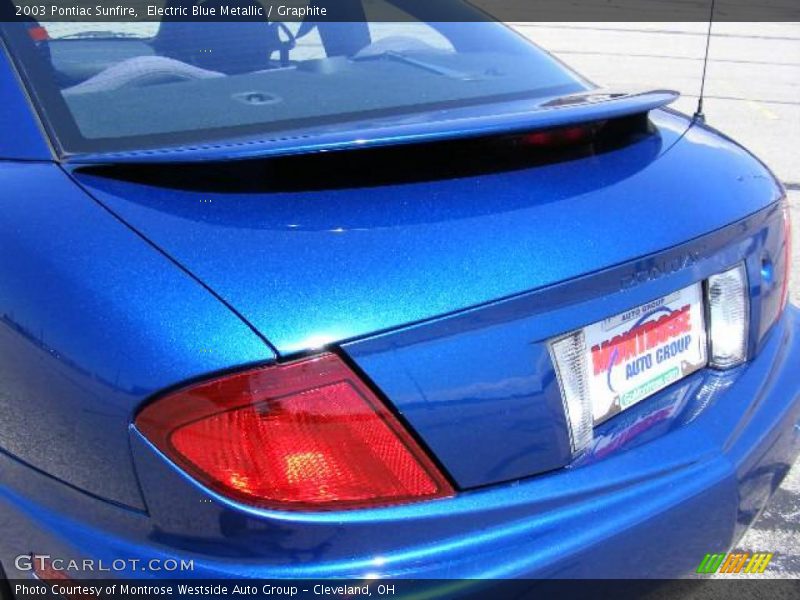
1 0 586 155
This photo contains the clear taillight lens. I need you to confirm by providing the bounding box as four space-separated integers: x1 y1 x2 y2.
706 263 750 369
136 353 453 510
549 331 592 453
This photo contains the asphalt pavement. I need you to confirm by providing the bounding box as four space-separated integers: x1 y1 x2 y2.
513 22 800 578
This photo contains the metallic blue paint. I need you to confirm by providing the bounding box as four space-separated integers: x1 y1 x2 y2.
0 19 798 582
0 42 51 160
0 161 275 508
344 204 790 487
0 307 798 579
71 110 779 360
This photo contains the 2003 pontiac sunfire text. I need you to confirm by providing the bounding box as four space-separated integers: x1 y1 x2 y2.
14 4 328 18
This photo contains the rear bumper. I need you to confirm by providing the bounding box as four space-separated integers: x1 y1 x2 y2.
2 306 800 580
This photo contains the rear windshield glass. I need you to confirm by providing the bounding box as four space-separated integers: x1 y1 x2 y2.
1 1 586 155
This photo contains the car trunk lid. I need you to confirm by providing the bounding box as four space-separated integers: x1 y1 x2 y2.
70 109 783 488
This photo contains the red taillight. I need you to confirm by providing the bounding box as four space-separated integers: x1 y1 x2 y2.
136 354 453 510
780 202 793 312
520 125 593 148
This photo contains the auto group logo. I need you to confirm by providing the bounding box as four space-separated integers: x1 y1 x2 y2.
696 552 774 574
591 304 693 394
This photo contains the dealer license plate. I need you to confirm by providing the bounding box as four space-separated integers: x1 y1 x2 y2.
584 283 707 425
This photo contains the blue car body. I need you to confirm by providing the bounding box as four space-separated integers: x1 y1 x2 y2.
0 13 798 584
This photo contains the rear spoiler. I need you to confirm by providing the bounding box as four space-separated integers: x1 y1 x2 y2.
66 89 679 165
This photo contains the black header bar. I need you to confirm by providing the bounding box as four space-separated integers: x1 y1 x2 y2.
7 578 800 600
2 0 799 23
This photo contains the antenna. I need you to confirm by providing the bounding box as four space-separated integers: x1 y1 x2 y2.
693 0 716 123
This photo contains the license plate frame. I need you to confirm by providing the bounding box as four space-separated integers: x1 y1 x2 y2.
583 283 708 425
